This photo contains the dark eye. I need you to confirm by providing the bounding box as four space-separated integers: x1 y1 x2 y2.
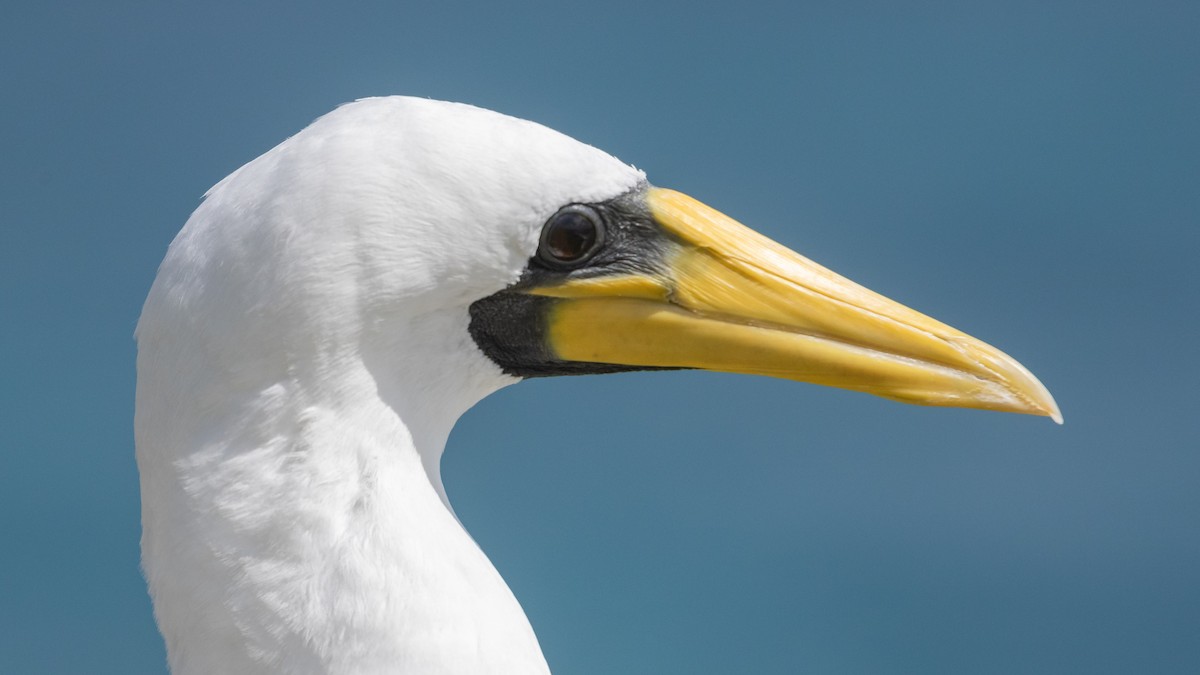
537 205 605 268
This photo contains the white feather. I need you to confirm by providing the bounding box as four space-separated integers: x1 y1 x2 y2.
135 97 644 674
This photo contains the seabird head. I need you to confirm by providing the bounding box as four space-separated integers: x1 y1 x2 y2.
141 95 1059 439
135 95 1061 674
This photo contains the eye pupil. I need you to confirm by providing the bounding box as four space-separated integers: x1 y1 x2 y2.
539 206 604 266
546 213 595 260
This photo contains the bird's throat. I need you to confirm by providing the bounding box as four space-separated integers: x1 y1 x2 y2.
137 374 549 674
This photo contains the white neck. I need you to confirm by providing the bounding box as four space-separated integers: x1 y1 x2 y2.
133 95 646 674
135 305 549 675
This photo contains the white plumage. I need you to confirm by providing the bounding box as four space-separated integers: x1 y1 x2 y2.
137 97 639 674
136 95 1058 674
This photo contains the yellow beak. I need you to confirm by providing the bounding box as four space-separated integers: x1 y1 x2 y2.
531 188 1061 423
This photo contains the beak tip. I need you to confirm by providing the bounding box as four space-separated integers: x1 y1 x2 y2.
1046 401 1065 422
1017 368 1063 425
1023 378 1062 425
1023 369 1062 425
969 341 1061 425
1048 406 1064 425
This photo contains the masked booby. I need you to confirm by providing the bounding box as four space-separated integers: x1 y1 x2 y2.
135 96 1060 674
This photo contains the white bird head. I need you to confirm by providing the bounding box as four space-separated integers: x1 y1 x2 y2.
144 95 1058 422
135 96 1059 674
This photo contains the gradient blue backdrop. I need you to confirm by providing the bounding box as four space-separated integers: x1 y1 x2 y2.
2 1 1197 673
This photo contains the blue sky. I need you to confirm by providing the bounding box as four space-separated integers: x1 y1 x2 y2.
2 1 1197 672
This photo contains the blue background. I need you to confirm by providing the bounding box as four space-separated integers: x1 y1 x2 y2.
2 1 1197 673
